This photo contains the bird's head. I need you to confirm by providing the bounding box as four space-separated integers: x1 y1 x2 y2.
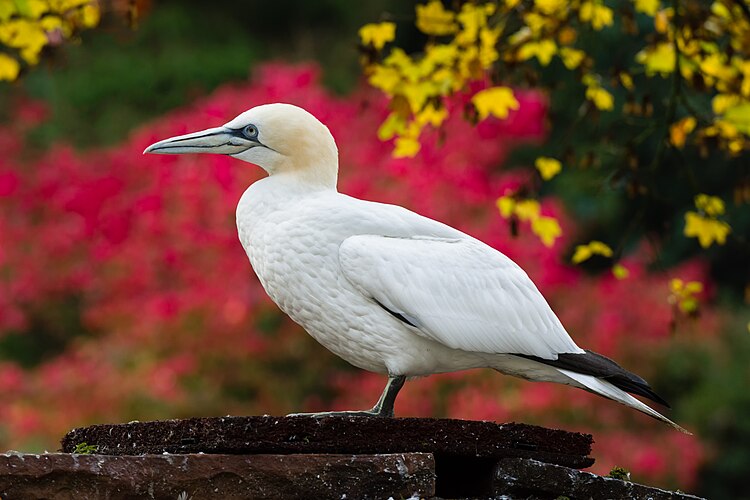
144 103 339 188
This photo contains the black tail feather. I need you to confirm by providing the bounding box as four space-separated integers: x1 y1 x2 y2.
516 350 671 408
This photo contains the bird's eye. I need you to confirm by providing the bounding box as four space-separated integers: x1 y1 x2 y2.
242 124 258 139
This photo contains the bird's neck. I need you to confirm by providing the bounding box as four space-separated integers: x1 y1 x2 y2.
271 157 338 191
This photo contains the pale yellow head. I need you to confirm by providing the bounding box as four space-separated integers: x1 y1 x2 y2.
144 103 339 188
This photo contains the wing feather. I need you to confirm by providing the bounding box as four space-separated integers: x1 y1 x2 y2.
339 235 583 359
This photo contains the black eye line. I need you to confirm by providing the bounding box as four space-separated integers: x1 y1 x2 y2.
229 127 262 144
227 127 280 154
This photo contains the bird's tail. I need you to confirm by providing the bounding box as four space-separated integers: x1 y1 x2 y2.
557 368 691 434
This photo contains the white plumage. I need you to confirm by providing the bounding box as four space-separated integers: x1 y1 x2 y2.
145 103 687 433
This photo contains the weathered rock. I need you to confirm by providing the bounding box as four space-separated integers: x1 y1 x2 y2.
492 457 704 500
0 452 435 500
61 415 594 469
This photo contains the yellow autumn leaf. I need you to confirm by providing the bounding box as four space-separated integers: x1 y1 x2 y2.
479 26 501 68
535 157 562 180
401 81 433 113
535 0 566 15
377 112 407 141
416 102 448 127
654 9 670 33
612 264 630 280
579 2 614 30
723 102 750 135
0 53 20 81
496 196 516 218
585 86 614 111
634 0 659 16
518 39 557 66
472 86 520 120
669 117 697 148
636 42 675 77
359 22 396 50
532 216 562 247
684 211 731 248
559 47 585 69
712 94 739 115
393 136 421 158
80 4 101 28
669 278 703 314
0 2 16 22
571 240 613 264
425 43 459 66
694 194 725 216
24 0 48 19
416 0 457 36
455 2 495 46
514 199 541 221
619 72 634 90
368 65 401 94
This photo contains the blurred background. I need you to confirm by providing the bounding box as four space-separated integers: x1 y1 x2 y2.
0 0 748 497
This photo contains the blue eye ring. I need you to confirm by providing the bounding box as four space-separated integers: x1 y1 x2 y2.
243 124 258 139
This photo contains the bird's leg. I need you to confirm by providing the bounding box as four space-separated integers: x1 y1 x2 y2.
287 375 406 418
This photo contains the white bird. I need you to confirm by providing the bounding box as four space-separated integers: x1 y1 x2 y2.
144 103 687 433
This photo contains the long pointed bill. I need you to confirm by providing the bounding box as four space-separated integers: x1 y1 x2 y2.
143 127 250 155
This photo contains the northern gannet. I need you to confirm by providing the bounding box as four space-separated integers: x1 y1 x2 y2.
144 103 687 433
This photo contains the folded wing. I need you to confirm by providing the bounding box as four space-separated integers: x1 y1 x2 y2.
339 235 583 359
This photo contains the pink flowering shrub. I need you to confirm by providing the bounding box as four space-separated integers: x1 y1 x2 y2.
0 63 719 489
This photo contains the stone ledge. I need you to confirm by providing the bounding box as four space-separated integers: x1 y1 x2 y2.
61 415 594 469
0 452 435 500
493 457 703 500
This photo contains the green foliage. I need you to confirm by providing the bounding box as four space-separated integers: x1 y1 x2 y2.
608 466 632 481
72 442 98 455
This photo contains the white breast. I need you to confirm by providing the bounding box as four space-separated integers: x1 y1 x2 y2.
235 178 489 375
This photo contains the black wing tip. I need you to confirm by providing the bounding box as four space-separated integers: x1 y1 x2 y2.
518 350 672 408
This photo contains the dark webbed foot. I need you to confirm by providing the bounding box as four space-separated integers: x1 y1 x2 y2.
287 375 406 419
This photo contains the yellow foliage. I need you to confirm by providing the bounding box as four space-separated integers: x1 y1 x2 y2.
723 102 750 135
684 212 731 247
612 264 630 280
558 26 577 45
518 39 557 66
559 47 585 69
532 216 562 247
669 117 697 148
579 1 614 30
0 52 20 80
472 86 520 120
636 42 675 76
496 196 561 247
416 0 457 36
571 240 613 264
634 0 660 16
496 195 516 218
694 194 725 216
712 94 739 114
393 136 422 158
669 279 703 314
377 112 407 141
455 2 495 46
0 0 103 81
619 71 634 90
535 157 562 180
359 22 396 50
654 9 670 33
368 65 401 94
515 199 542 221
585 85 614 110
535 0 566 15
416 103 448 127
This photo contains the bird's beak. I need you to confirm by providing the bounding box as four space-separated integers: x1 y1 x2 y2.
143 127 251 155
